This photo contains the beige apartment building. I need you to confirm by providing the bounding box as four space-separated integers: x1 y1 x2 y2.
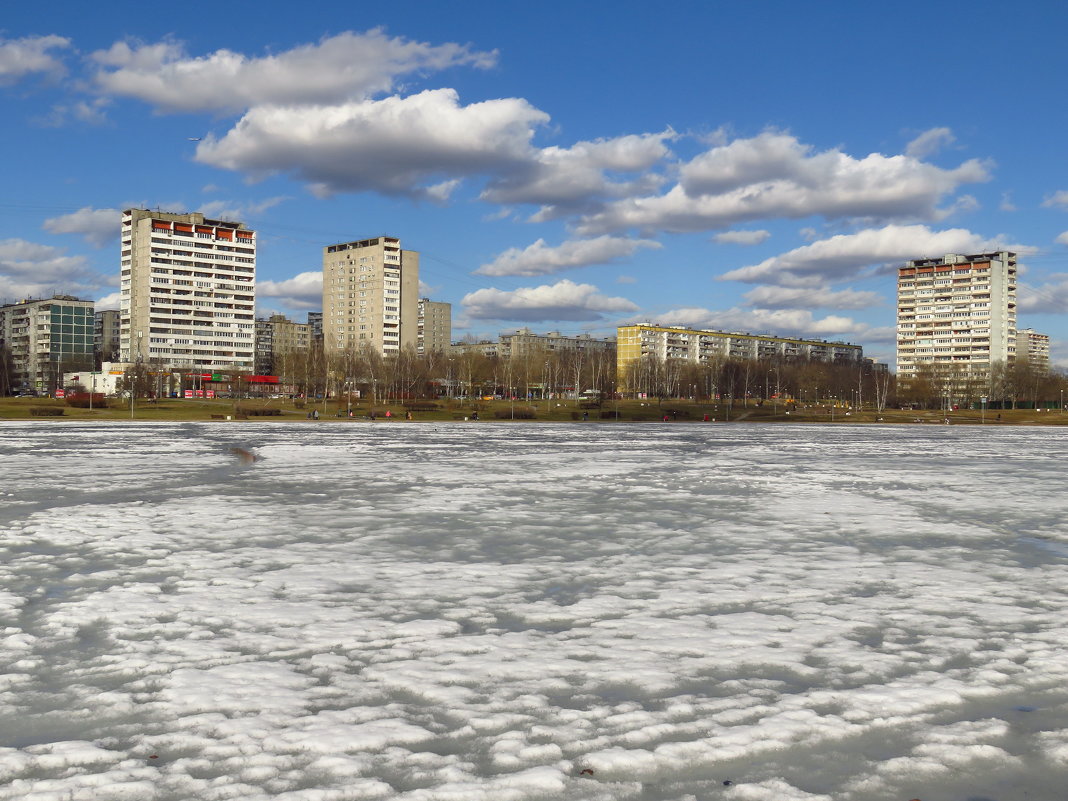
896 251 1017 390
322 236 419 356
255 314 314 375
120 209 256 369
417 298 452 355
617 323 861 390
1015 328 1050 373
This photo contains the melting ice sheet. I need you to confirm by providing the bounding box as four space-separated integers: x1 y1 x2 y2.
1 421 1067 801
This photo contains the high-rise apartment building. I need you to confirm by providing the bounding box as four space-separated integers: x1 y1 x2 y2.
0 295 94 391
417 298 452 355
896 252 1017 389
1015 328 1050 373
307 311 323 343
94 309 121 363
322 236 419 356
254 313 313 375
120 209 256 369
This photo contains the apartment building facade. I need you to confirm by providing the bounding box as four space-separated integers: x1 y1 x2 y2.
417 298 452 355
322 236 419 356
0 295 94 391
120 209 256 370
451 328 617 360
617 323 862 388
307 311 323 343
254 313 313 375
896 251 1017 389
1015 328 1050 373
94 309 121 363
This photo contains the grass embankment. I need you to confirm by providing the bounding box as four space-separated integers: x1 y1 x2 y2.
1 396 1066 426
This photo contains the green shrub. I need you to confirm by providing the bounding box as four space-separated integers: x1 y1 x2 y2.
494 406 536 419
30 407 64 416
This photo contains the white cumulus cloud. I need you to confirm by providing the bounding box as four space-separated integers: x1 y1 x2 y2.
476 236 661 277
462 279 638 321
195 89 549 198
95 291 121 310
42 207 120 248
713 229 771 246
256 270 323 310
742 285 884 311
905 126 955 158
648 305 871 340
481 130 675 217
0 34 70 86
1017 275 1068 314
91 30 497 113
1042 190 1068 210
577 132 990 235
721 224 1006 287
0 238 107 300
196 196 288 223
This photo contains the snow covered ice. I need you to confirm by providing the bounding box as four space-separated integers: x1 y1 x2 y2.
2 420 1068 801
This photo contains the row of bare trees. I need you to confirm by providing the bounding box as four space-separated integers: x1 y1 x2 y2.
266 345 897 408
897 360 1068 408
623 354 897 410
92 342 1067 410
261 343 618 403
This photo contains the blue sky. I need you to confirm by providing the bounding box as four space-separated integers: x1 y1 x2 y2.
2 1 1068 366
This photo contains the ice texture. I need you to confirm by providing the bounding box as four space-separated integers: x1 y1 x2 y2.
1 421 1067 800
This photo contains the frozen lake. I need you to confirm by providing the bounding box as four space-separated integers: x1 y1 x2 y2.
1 421 1067 801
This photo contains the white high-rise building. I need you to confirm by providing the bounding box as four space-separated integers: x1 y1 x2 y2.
896 251 1017 389
322 236 419 356
120 210 256 369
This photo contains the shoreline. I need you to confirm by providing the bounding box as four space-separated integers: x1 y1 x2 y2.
2 399 1064 428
